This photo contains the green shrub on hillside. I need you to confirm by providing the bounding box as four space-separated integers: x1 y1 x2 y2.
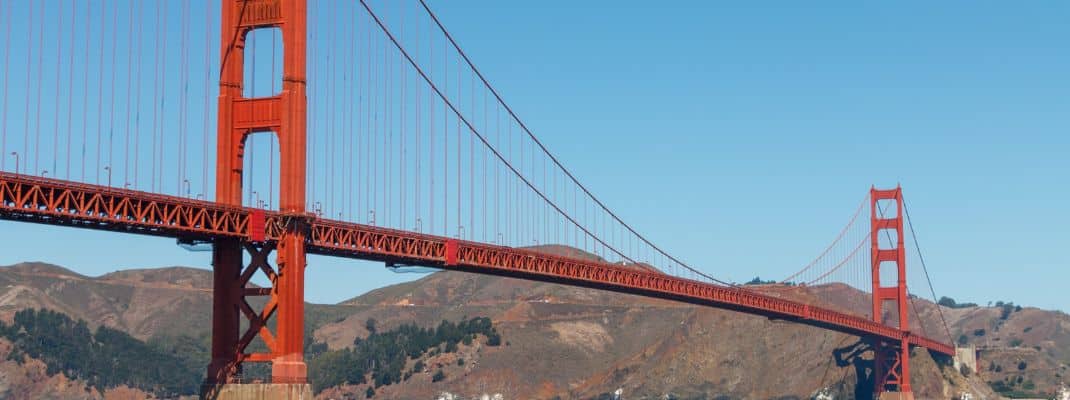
308 316 501 393
0 309 201 397
938 296 978 309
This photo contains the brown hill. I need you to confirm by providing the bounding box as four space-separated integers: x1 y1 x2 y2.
0 256 1066 399
314 257 1032 399
0 262 217 340
0 262 357 341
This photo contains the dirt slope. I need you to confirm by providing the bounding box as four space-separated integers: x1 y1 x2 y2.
314 265 1021 399
0 258 1065 399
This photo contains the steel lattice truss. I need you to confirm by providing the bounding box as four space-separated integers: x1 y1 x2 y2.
0 172 955 357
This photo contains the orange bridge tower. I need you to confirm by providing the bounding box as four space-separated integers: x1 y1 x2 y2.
205 0 311 398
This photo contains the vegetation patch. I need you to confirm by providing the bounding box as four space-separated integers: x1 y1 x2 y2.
308 316 501 393
0 309 201 397
937 296 978 309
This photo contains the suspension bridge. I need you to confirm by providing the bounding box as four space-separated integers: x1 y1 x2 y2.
0 1 956 398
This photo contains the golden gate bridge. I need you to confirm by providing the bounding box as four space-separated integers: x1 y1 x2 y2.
0 1 955 398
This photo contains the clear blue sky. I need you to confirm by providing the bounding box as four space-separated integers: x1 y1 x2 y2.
1 1 1067 311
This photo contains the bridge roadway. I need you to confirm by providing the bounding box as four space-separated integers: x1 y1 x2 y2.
0 171 954 356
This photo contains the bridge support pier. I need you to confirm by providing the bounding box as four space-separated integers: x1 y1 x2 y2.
201 383 313 400
877 392 915 400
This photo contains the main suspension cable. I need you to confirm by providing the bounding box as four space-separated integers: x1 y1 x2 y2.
360 0 734 286
903 197 954 344
414 0 729 285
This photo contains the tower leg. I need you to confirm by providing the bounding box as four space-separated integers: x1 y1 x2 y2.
208 240 242 384
202 241 311 398
872 338 913 399
271 230 307 382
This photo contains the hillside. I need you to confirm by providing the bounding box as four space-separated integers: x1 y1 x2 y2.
0 262 357 341
0 258 1065 399
0 262 215 340
314 268 998 399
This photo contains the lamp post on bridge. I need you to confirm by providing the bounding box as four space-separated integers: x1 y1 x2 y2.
41 170 48 177
103 166 111 187
9 152 18 175
183 179 191 198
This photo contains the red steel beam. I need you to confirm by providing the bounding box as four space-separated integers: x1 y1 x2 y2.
0 172 954 356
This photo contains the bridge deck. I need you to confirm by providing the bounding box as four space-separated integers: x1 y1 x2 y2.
0 172 953 356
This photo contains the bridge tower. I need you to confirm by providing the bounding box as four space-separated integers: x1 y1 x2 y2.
205 0 311 398
870 186 913 399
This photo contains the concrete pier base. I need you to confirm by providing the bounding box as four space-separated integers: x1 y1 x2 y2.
954 345 978 373
201 383 313 400
878 392 915 400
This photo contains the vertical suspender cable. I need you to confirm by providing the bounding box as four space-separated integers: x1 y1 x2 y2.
373 16 381 222
373 8 379 220
52 2 64 176
470 67 475 238
384 4 391 225
354 6 361 218
109 3 119 186
158 3 170 192
483 81 488 241
96 0 107 183
350 6 358 219
429 15 435 233
150 1 161 190
123 1 135 186
372 14 380 221
400 1 407 228
415 5 421 230
349 4 357 219
178 0 189 193
519 114 524 242
442 32 447 233
34 0 45 175
456 51 461 236
342 12 350 219
309 0 316 207
361 9 368 219
421 15 430 233
66 1 78 179
135 0 145 189
83 1 93 182
0 0 8 171
382 7 390 226
270 26 276 207
203 0 212 197
24 0 34 174
495 102 500 241
508 116 512 244
326 1 335 215
362 9 370 219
